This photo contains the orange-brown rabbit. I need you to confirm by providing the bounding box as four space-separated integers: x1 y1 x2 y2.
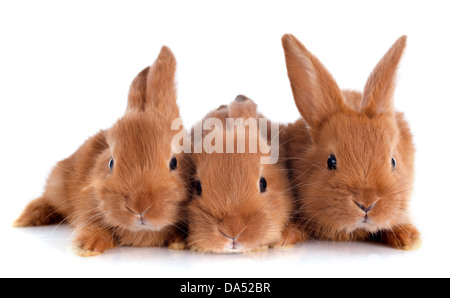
184 95 302 253
282 34 420 250
14 46 189 256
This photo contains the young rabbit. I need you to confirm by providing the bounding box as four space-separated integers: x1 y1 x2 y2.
184 95 302 253
14 46 189 256
281 34 421 250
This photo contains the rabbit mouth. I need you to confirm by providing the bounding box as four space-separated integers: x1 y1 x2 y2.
341 217 379 234
220 239 247 254
126 220 166 232
351 222 379 234
221 248 245 254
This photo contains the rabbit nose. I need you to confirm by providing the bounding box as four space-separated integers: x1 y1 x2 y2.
353 200 376 213
126 205 152 226
125 205 151 216
219 229 240 241
219 229 245 250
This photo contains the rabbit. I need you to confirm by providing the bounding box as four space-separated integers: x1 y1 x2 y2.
281 34 421 250
184 95 303 254
13 46 189 256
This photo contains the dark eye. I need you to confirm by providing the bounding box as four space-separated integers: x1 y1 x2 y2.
169 157 177 171
194 180 202 196
259 177 267 193
391 156 396 170
327 154 337 170
108 158 114 171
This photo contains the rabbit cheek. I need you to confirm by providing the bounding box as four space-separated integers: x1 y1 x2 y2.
140 213 171 231
363 200 405 232
188 224 226 253
107 207 136 229
95 193 127 228
132 201 178 231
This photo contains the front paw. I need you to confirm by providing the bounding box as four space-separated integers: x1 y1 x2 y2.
382 224 421 250
168 241 187 250
270 224 308 248
166 230 187 250
248 245 269 253
71 231 115 257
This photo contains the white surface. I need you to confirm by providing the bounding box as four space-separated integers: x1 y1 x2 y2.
1 0 449 278
1 225 439 278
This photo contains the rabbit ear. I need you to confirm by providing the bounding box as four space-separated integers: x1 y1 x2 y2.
145 46 179 118
282 34 345 130
126 46 179 118
361 36 407 117
228 95 258 120
127 66 150 112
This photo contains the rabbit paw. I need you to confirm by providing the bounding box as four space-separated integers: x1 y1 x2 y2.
382 224 421 250
13 197 63 227
270 224 308 248
166 230 187 250
168 241 186 250
248 245 269 253
71 231 115 257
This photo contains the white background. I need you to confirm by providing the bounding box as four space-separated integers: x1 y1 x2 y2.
1 0 449 278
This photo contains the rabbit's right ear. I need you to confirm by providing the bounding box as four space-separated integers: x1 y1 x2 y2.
282 34 345 131
127 46 179 118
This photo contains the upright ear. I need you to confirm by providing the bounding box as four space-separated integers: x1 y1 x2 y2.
146 46 178 117
127 46 179 118
361 36 407 117
282 34 345 130
228 95 258 120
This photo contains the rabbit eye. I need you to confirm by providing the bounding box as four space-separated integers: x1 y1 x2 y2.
260 177 267 193
391 156 396 170
193 180 202 196
169 157 177 171
108 158 114 172
327 154 337 170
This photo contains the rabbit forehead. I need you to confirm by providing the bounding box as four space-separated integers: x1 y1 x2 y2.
108 113 175 162
196 152 261 182
319 112 399 157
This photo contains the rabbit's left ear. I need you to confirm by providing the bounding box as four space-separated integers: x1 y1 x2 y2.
361 36 407 117
145 46 179 118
